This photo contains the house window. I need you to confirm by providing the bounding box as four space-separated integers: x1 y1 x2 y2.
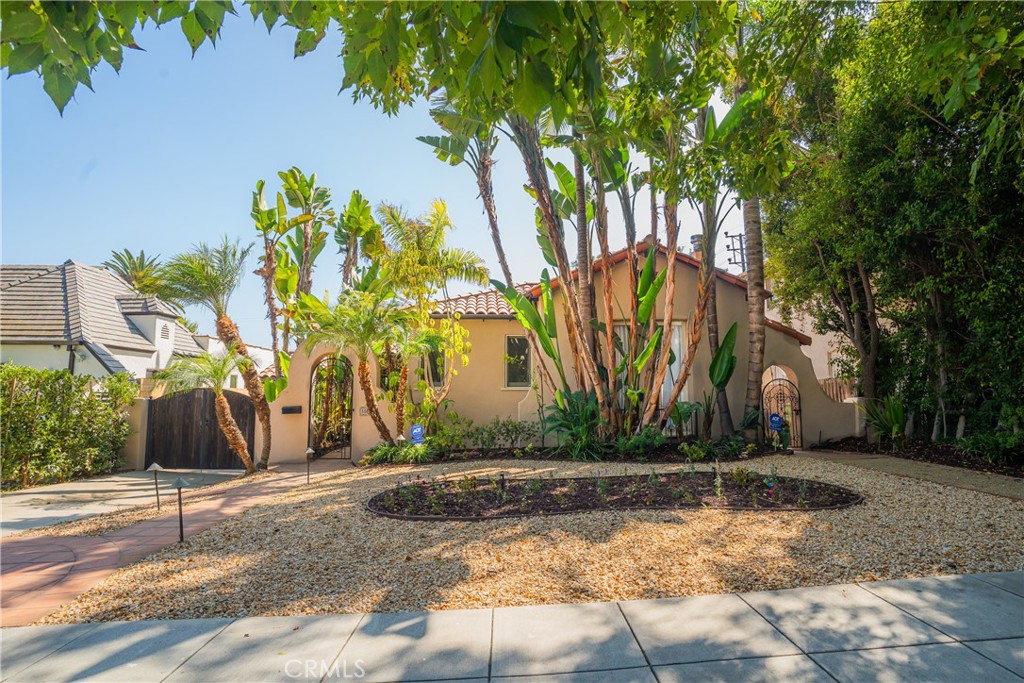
424 350 445 388
505 336 530 388
229 375 238 389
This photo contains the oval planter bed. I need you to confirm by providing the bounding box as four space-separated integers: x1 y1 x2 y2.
366 470 863 521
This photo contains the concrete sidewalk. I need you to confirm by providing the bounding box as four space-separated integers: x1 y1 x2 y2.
2 572 1021 682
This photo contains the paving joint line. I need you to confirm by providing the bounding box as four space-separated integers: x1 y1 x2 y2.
319 612 366 683
159 617 238 683
735 592 840 683
614 600 657 683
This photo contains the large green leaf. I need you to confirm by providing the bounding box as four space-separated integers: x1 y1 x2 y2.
637 267 667 324
708 322 738 389
633 326 663 374
416 134 468 166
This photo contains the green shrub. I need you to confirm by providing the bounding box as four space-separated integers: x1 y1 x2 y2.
360 442 439 466
615 427 667 460
428 413 474 453
857 396 906 448
466 416 540 451
543 390 607 461
678 441 715 462
678 436 754 462
1 365 138 489
957 431 1024 466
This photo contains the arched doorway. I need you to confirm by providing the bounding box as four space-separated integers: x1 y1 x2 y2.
762 367 802 447
309 354 354 459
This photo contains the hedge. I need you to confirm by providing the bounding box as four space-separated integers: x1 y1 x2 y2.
1 364 138 489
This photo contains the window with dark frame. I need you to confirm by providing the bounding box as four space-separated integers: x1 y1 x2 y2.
424 350 445 388
505 336 530 388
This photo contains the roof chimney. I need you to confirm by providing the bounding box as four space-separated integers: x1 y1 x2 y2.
690 234 703 262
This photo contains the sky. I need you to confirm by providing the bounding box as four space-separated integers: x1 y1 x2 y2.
2 14 743 348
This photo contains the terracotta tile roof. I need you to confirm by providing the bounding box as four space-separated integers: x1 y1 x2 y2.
431 283 537 319
0 260 203 354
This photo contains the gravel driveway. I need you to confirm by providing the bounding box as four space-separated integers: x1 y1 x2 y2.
41 456 1024 624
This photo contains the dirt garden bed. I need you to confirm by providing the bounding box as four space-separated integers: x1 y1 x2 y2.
367 469 861 520
37 455 1023 625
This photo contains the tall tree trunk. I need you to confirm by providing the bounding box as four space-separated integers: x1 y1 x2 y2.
215 315 272 468
508 115 605 404
702 198 734 435
619 183 641 430
299 218 314 296
256 241 282 377
395 363 408 437
650 184 658 243
342 235 358 288
478 143 514 287
215 392 256 473
574 142 595 355
592 164 619 430
358 358 393 443
741 196 766 441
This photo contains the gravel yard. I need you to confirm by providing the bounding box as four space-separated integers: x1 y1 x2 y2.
40 456 1024 624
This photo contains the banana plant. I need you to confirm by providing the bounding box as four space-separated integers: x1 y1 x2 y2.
701 322 738 440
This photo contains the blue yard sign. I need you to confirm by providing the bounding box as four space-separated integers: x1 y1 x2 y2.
768 413 784 432
410 424 425 444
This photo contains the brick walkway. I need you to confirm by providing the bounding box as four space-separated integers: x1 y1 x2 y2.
0 462 351 627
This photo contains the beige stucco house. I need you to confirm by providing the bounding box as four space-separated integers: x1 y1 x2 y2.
262 242 860 464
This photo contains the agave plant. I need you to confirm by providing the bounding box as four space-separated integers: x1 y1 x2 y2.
857 396 907 451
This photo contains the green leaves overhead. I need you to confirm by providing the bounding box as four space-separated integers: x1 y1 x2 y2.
1 1 233 113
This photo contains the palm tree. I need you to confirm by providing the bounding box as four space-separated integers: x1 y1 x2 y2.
155 348 256 473
161 238 274 468
103 249 161 289
303 289 410 444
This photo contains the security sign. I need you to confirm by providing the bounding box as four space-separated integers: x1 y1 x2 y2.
410 424 425 444
768 413 785 432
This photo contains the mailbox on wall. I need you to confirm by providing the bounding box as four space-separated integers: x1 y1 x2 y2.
281 405 302 415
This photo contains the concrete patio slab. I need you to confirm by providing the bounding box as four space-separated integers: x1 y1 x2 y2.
811 642 1023 683
654 654 833 683
861 574 1024 641
493 668 658 683
741 583 952 653
165 614 362 683
490 601 647 677
0 470 238 537
334 609 490 682
964 638 1024 677
4 618 233 682
972 571 1024 598
619 593 801 665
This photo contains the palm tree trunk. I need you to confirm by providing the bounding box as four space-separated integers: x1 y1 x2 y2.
257 241 282 377
477 143 514 287
395 363 408 437
358 358 393 444
214 392 256 473
741 196 766 441
702 199 734 435
574 143 595 355
215 315 272 468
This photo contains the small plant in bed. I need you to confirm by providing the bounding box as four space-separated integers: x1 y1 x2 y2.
367 469 862 520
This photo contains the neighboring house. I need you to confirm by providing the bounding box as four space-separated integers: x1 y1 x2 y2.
193 335 276 391
263 240 859 463
0 261 202 377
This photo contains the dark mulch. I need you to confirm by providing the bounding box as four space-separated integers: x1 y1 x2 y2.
814 437 1023 479
433 442 780 465
366 469 862 521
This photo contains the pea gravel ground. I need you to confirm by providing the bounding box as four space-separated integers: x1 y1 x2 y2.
40 456 1024 624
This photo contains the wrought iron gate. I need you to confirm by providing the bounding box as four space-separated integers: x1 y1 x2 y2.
146 389 255 469
309 354 354 459
761 378 802 447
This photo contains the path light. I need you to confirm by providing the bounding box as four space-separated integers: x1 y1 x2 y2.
146 462 164 510
170 477 191 543
306 447 316 485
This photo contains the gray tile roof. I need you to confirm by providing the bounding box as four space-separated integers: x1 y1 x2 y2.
0 261 202 356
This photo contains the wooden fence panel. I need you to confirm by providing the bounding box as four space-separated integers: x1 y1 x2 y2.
145 389 255 470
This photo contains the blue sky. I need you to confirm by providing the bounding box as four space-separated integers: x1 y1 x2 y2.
2 14 740 347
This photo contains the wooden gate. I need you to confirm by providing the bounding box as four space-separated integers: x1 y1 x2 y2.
145 389 255 470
